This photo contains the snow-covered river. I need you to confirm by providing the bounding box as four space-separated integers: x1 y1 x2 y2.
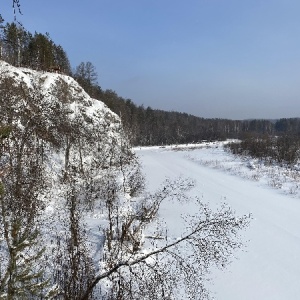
136 144 300 300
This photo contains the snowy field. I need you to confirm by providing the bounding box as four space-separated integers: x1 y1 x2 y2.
135 142 300 300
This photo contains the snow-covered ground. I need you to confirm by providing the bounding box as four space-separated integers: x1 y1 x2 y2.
135 143 300 300
2 60 299 298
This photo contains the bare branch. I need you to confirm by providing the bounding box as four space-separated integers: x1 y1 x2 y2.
12 0 22 21
81 205 250 299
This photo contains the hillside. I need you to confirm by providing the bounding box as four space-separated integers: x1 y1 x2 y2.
0 61 136 299
0 62 248 299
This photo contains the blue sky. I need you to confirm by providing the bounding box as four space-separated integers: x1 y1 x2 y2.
2 0 300 119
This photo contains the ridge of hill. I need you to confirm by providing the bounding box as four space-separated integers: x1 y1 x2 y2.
0 60 130 169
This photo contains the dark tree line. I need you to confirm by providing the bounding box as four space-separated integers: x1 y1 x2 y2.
67 72 277 147
99 93 300 147
72 75 300 147
72 65 300 147
0 18 71 73
226 134 300 166
225 118 300 166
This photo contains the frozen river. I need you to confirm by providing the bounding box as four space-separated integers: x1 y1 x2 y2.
136 144 300 300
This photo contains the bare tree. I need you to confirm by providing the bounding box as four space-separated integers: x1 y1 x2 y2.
0 86 50 298
52 169 96 300
80 175 250 300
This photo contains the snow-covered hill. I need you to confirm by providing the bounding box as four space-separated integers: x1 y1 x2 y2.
0 60 122 145
0 60 132 176
0 61 137 298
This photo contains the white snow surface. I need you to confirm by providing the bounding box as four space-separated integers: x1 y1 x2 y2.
0 60 112 119
135 143 300 300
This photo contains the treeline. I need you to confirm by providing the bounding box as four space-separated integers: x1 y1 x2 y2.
70 80 277 146
71 62 300 146
0 17 71 73
225 118 300 166
226 134 300 166
83 82 300 146
78 81 300 146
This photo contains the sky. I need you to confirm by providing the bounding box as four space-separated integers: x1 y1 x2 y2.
2 0 300 120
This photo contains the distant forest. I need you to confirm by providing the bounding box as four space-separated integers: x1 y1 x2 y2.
1 19 300 146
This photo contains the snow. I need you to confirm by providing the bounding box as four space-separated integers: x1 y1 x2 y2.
135 143 300 300
0 60 115 121
2 59 299 298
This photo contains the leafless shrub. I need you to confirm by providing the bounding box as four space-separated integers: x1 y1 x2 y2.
81 178 250 300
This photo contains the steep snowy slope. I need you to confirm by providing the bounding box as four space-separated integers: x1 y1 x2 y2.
0 60 130 172
0 61 136 298
0 60 120 137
